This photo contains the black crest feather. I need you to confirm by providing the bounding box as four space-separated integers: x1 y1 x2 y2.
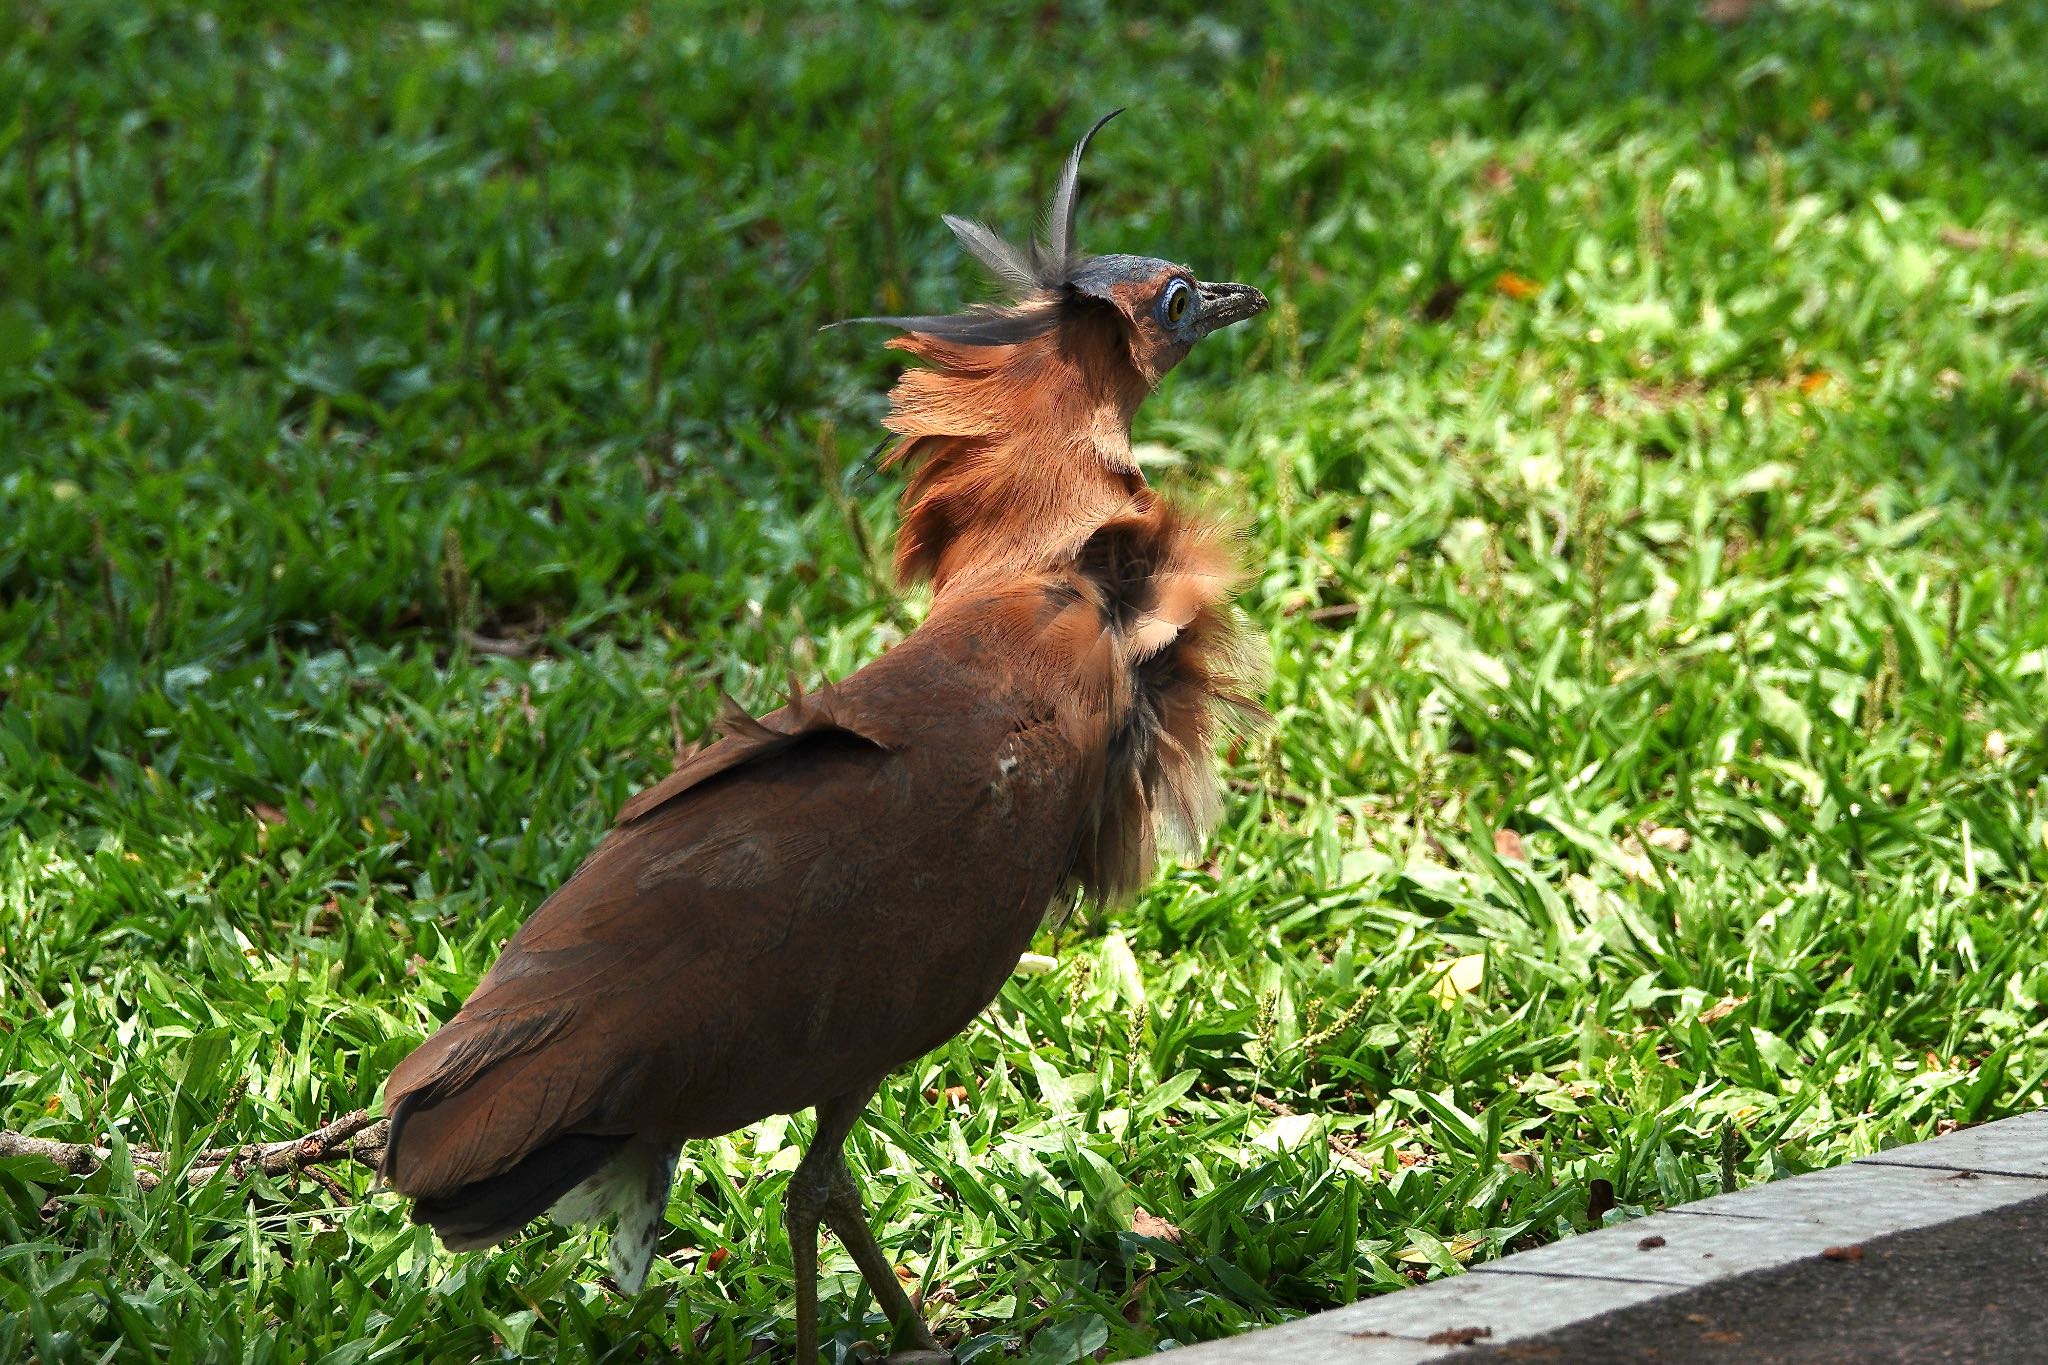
1040 108 1121 281
839 109 1124 341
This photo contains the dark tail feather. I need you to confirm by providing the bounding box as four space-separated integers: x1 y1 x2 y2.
408 1131 627 1251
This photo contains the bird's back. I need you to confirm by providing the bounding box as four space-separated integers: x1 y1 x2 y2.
381 578 1115 1228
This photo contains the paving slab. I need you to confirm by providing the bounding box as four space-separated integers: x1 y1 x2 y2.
1160 1111 2048 1363
1159 1272 1677 1364
1446 1191 2048 1363
1854 1110 2048 1180
1315 1271 1673 1344
1640 1161 2045 1238
1159 1317 1445 1365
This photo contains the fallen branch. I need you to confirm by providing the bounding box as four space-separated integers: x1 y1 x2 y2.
0 1111 388 1194
463 629 540 659
1939 225 2048 260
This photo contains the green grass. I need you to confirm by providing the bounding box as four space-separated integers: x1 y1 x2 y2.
4 0 2046 1360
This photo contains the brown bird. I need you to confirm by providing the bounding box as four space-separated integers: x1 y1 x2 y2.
379 111 1268 1360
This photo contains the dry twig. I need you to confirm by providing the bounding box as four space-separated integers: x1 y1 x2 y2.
463 630 539 659
0 1111 388 1195
1938 225 2048 260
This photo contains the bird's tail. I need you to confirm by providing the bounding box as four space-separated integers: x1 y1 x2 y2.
383 1083 679 1291
385 1088 625 1250
547 1137 681 1292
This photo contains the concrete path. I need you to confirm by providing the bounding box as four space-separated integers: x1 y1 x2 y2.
1164 1112 2048 1363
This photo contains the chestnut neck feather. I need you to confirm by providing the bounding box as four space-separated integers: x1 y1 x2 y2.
881 305 1152 593
877 304 1265 903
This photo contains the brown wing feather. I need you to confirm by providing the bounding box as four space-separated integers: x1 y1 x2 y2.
381 530 1255 1223
614 679 895 828
382 615 1107 1206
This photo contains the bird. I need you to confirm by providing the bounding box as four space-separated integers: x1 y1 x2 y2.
378 110 1268 1361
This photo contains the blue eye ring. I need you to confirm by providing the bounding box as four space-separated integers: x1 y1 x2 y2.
1159 278 1193 327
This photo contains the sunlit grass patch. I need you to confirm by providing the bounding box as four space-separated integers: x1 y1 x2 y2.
3 1 2044 1360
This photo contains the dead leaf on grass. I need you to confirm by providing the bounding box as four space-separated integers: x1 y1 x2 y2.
1493 271 1542 301
1131 1209 1182 1243
1643 823 1692 853
1429 954 1486 1006
1700 995 1747 1024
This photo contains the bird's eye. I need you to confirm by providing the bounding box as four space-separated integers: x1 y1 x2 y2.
1159 278 1192 326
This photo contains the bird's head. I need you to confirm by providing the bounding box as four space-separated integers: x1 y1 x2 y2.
852 112 1267 590
1058 252 1271 387
854 109 1269 388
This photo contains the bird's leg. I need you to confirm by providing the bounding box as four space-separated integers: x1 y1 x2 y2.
787 1085 947 1361
786 1130 838 1364
822 1152 944 1356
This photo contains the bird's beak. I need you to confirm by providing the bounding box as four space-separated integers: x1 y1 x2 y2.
1190 280 1269 340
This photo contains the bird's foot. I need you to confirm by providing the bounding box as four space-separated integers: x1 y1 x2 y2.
843 1334 946 1365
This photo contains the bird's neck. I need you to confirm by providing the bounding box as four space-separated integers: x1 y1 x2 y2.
881 316 1152 592
875 314 1260 905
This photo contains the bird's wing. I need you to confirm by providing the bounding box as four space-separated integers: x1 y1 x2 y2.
381 638 1091 1203
382 717 888 1198
612 679 895 828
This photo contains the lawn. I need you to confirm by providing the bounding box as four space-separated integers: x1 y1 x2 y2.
3 0 2046 1361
